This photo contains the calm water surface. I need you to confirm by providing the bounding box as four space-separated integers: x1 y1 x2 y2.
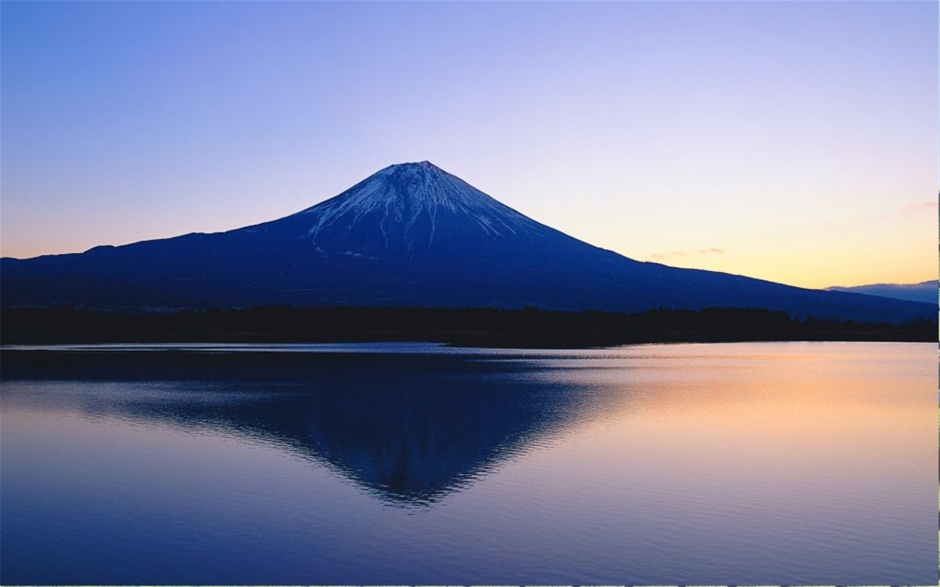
1 342 936 585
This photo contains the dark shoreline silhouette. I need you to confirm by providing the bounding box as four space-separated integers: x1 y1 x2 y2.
2 306 934 347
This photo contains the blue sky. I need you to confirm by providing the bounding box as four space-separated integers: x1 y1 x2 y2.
1 0 936 288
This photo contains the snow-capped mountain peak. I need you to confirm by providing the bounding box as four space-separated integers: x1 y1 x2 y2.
293 161 540 256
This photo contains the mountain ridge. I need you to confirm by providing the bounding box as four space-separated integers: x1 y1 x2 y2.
826 280 937 305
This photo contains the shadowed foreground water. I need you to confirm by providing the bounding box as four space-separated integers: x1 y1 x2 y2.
0 342 936 585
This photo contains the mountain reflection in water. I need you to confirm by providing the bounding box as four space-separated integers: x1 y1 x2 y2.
1 348 614 506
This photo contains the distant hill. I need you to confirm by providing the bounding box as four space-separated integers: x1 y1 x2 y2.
826 280 937 305
1 161 934 324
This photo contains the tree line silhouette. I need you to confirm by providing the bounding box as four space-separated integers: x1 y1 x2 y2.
2 306 934 347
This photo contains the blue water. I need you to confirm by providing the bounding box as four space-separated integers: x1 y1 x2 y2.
1 342 936 585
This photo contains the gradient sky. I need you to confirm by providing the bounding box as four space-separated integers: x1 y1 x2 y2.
2 1 936 289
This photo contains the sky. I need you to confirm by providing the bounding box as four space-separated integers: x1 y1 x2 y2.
1 0 936 289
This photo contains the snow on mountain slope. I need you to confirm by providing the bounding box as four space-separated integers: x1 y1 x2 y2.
305 162 537 235
269 161 544 258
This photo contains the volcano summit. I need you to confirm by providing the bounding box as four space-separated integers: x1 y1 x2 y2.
1 161 932 323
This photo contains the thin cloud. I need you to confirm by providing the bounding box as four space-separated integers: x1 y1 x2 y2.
648 247 724 262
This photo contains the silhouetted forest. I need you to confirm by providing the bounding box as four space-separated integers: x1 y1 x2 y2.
1 306 934 347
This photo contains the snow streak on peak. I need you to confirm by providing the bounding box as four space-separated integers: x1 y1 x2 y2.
299 162 541 251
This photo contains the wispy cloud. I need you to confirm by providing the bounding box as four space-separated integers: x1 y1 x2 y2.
648 247 724 261
904 201 939 211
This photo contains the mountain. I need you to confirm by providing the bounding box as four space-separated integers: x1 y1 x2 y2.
826 280 938 305
1 161 933 323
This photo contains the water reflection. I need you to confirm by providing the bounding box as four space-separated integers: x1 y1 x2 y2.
1 350 611 506
2 343 935 585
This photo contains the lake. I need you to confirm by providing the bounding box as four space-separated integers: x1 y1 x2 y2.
0 341 936 585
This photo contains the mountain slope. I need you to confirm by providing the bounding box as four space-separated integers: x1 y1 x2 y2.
1 161 933 323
